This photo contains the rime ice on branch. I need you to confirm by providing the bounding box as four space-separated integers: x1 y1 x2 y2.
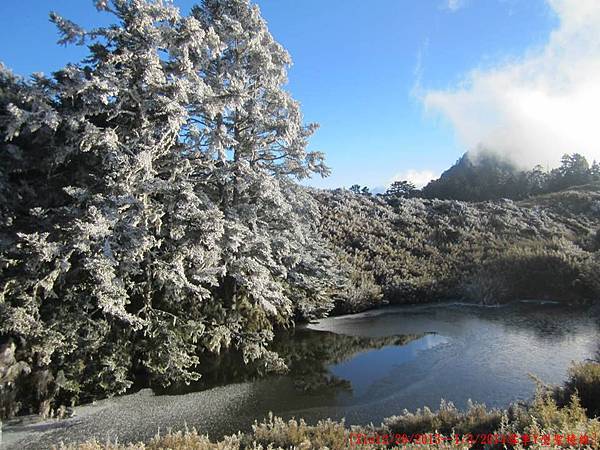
0 0 341 417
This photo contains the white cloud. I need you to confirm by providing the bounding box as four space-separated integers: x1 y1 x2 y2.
446 0 466 12
424 0 600 168
390 169 437 188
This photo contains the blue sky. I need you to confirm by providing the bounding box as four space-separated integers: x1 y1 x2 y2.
0 0 573 190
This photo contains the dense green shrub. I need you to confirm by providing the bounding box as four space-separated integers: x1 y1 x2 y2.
558 361 600 419
467 239 600 303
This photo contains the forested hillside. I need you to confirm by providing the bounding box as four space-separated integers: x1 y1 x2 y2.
419 151 600 201
315 183 600 311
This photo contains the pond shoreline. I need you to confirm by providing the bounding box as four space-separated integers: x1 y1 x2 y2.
3 301 598 450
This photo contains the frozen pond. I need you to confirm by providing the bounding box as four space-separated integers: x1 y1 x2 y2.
3 302 599 449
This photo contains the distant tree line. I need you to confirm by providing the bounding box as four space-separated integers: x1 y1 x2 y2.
351 152 600 203
415 152 600 202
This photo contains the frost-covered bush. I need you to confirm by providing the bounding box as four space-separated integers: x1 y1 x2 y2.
0 0 342 418
467 239 600 303
383 399 506 437
53 369 600 449
558 361 600 419
250 413 349 449
314 186 600 308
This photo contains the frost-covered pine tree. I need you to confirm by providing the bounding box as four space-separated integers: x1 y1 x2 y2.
0 0 342 417
1 0 231 414
182 0 340 365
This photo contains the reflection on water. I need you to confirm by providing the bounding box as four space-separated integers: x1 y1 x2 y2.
273 329 431 393
330 333 450 398
294 302 600 421
158 329 430 396
180 301 599 433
